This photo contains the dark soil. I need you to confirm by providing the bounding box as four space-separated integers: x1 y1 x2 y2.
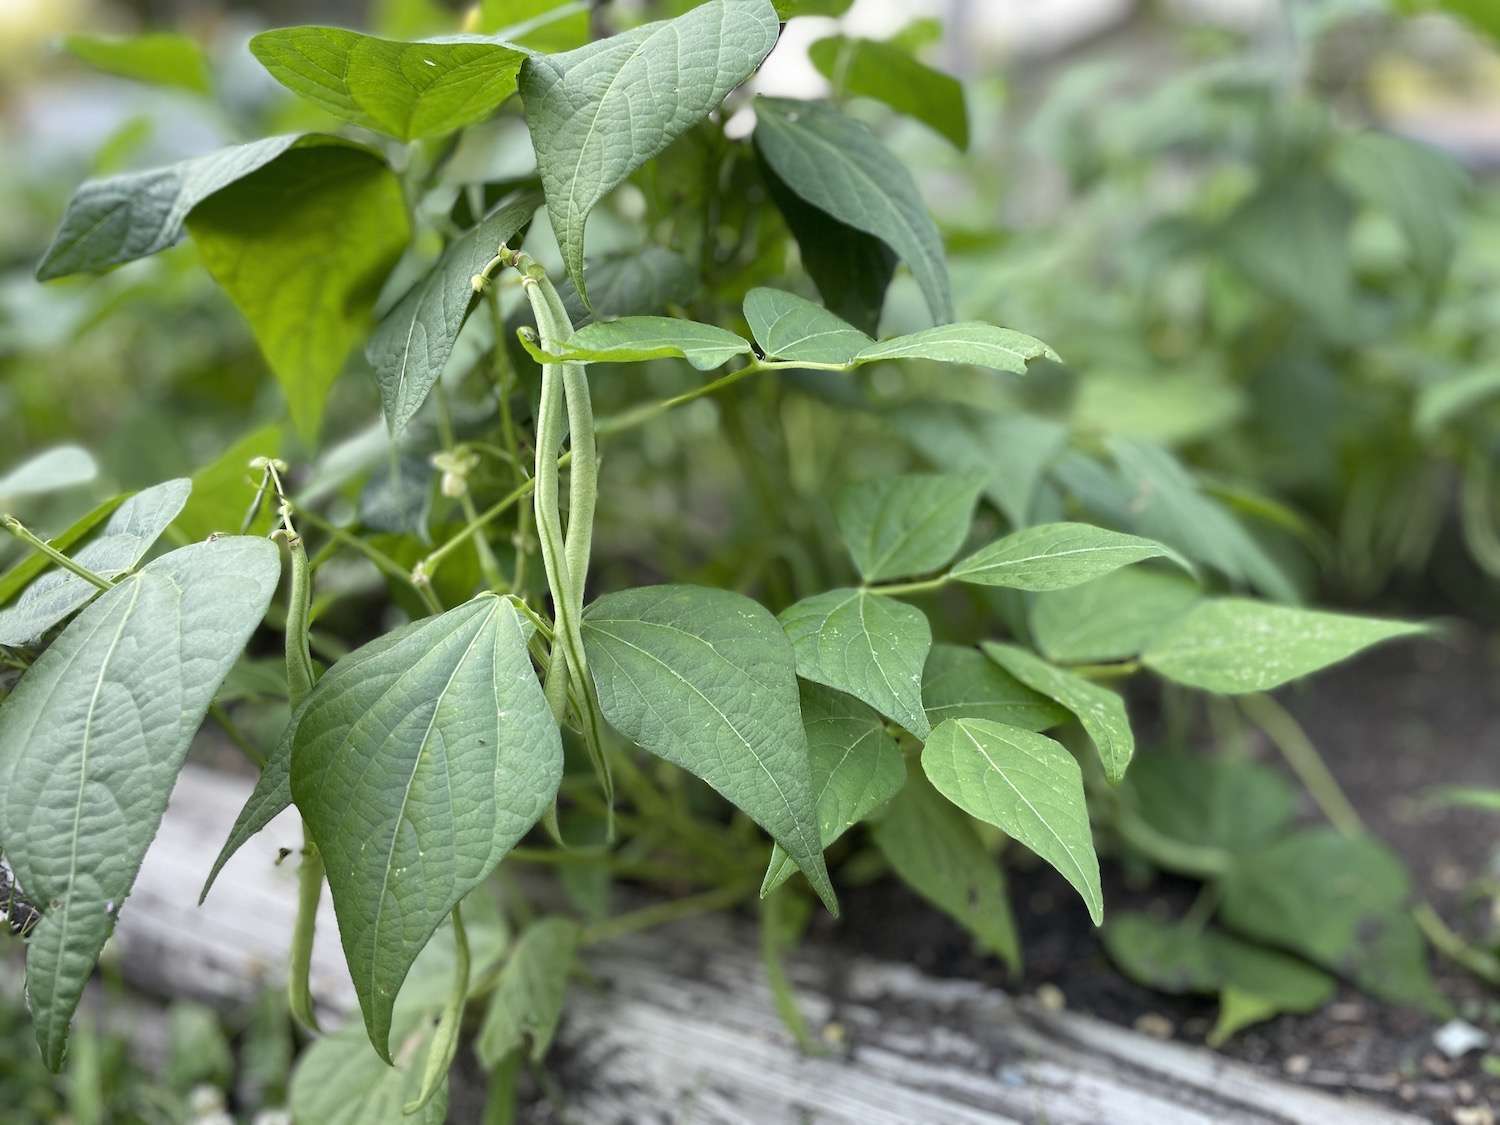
837 628 1500 1124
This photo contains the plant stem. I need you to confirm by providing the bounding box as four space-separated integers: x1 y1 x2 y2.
0 516 112 590
863 573 951 597
1115 805 1231 878
208 702 267 769
581 882 754 946
297 508 443 615
1413 901 1500 987
1240 692 1364 838
288 836 323 1033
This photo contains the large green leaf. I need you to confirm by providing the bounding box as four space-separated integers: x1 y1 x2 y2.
1219 830 1445 1014
478 0 590 51
808 35 968 149
289 1017 447 1125
855 323 1059 373
1031 568 1201 665
922 644 1067 732
780 588 932 738
872 774 1019 969
64 32 211 94
744 287 874 365
521 315 752 370
1142 598 1427 694
520 0 779 305
250 27 528 141
951 523 1188 591
187 144 410 440
35 135 330 280
0 497 124 608
0 479 190 647
755 96 952 323
581 585 835 912
1125 751 1297 859
834 472 984 583
762 683 906 894
981 642 1134 783
475 917 580 1068
0 446 98 499
291 595 563 1060
922 718 1103 925
0 537 280 1069
368 191 541 435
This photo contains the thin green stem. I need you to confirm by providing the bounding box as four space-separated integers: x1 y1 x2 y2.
405 903 469 1113
863 573 951 597
298 509 442 615
1115 805 1231 878
581 882 755 946
1413 901 1500 988
208 702 267 769
0 516 112 590
434 382 507 591
1240 693 1364 838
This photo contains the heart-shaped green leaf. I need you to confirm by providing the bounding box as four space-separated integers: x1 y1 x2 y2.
744 287 874 365
475 917 580 1068
834 472 985 583
951 523 1188 591
582 584 836 913
291 594 563 1061
808 35 968 149
0 537 280 1070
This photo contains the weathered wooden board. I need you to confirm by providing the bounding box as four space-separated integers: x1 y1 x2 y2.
110 764 1421 1125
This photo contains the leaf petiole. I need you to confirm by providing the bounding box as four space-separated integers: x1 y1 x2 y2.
0 515 113 591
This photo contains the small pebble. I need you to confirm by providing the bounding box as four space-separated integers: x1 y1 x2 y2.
1436 1019 1492 1059
1457 1081 1476 1102
821 1021 846 1047
1398 1083 1417 1102
1328 1001 1365 1022
1452 1107 1495 1125
1284 1055 1311 1077
1035 984 1066 1012
1134 1013 1173 1040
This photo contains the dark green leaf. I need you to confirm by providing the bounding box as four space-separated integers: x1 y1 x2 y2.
808 36 968 149
922 644 1067 732
475 917 580 1067
1125 750 1297 857
558 246 697 324
0 538 280 1069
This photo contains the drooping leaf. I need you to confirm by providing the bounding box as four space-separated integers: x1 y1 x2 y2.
35 135 329 280
581 585 836 913
808 35 968 149
478 0 590 51
922 718 1103 925
289 1017 447 1125
761 156 895 335
1142 598 1428 695
855 322 1059 373
744 287 873 365
520 0 780 305
250 27 528 141
187 144 410 440
1219 830 1445 1014
174 423 285 541
1125 751 1297 859
872 774 1019 969
1031 568 1201 665
291 595 563 1061
64 32 212 94
834 472 984 583
0 537 280 1069
780 588 932 739
520 316 752 370
981 642 1134 783
368 191 541 435
0 446 99 499
754 96 953 323
0 496 124 608
475 917 580 1068
762 683 906 894
922 644 1067 732
951 522 1188 591
0 479 191 647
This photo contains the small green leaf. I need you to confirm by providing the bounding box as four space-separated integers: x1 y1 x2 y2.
35 135 325 280
754 96 953 324
744 287 873 365
922 717 1103 925
187 143 410 440
0 445 98 499
582 585 836 913
762 683 906 895
64 32 211 94
1142 598 1428 695
291 595 563 1061
808 36 968 149
475 917 580 1068
0 478 190 647
952 523 1188 591
521 316 752 370
0 497 124 608
174 423 285 541
368 190 541 435
1126 751 1297 858
774 0 854 15
922 644 1067 732
981 642 1134 784
1219 830 1445 1014
289 1017 447 1125
1031 568 1201 665
478 0 590 51
834 472 984 583
855 322 1058 372
0 537 280 1069
250 27 528 141
1415 368 1500 437
780 588 932 738
520 0 780 305
872 774 1019 969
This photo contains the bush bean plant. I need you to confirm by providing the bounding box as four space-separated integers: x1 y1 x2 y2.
0 0 1476 1115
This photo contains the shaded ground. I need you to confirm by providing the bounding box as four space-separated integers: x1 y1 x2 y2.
840 629 1500 1123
